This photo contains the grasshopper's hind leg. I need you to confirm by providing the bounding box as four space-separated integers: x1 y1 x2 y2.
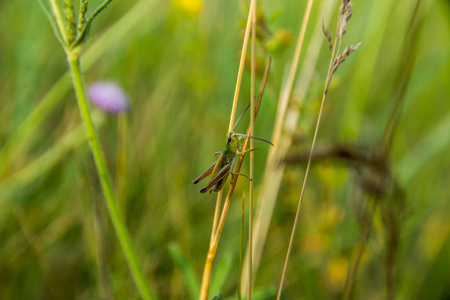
230 157 252 181
230 148 259 180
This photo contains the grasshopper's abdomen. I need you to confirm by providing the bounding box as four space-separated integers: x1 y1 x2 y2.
212 173 230 192
211 137 237 192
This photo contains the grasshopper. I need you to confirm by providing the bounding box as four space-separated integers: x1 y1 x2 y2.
192 105 273 193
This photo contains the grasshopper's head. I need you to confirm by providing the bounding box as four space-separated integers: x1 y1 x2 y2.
226 132 240 151
230 132 274 148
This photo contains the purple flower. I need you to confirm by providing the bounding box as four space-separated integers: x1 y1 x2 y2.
88 82 130 113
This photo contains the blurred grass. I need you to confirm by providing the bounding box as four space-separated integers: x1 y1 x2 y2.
0 0 449 299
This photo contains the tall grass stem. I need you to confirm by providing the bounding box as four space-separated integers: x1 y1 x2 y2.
199 1 257 298
248 1 257 299
210 191 223 249
276 4 340 298
68 54 153 300
48 0 69 45
241 0 316 294
227 0 256 132
199 50 269 300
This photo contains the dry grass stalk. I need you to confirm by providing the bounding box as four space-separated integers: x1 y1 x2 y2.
242 0 329 295
198 41 269 300
209 190 223 249
227 0 257 132
248 1 257 299
200 1 256 298
276 1 360 299
207 0 257 251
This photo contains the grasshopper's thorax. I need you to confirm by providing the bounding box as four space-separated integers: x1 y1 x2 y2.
221 132 239 162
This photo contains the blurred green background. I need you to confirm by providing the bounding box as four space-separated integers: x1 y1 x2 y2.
0 0 449 299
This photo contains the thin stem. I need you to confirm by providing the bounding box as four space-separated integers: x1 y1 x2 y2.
200 1 256 298
269 0 315 151
201 190 222 300
276 15 339 300
242 0 335 293
68 54 153 300
199 192 233 300
228 0 257 132
248 1 257 299
37 0 65 47
199 54 269 300
199 135 250 300
210 191 223 249
48 0 69 46
276 76 328 300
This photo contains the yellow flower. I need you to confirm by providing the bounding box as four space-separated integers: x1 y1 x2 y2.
171 0 202 17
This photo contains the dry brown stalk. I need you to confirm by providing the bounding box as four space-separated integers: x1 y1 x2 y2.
207 0 257 256
227 0 257 132
209 190 223 249
241 0 338 294
276 1 360 298
248 1 257 299
201 1 256 298
198 54 271 300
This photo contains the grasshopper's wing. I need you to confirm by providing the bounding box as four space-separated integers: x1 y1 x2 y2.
192 161 216 184
199 163 231 193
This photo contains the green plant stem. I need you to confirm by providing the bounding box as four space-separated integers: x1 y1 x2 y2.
49 0 69 45
1 0 161 177
67 52 153 300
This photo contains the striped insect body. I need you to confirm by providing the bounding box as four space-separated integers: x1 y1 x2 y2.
192 130 272 194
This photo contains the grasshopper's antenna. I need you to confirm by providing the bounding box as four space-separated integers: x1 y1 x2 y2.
232 133 274 146
232 103 251 131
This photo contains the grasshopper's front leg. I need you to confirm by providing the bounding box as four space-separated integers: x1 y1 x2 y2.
237 147 258 156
